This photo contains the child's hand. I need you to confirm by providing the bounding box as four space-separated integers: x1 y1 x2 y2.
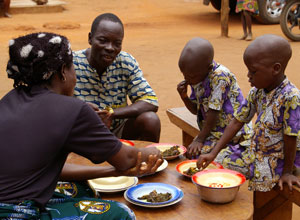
278 173 300 191
186 140 203 159
177 80 188 99
197 153 215 170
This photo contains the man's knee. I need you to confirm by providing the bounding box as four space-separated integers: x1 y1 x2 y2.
136 112 161 142
136 111 160 128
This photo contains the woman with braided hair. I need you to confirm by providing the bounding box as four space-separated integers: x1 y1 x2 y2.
0 32 162 219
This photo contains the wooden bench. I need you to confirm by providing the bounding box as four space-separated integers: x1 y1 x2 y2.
166 106 300 220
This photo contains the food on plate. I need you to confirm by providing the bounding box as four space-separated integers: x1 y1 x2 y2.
183 167 199 176
162 145 180 157
178 160 223 177
138 190 172 203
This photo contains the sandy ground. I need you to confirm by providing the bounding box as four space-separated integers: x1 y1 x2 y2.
1 0 300 218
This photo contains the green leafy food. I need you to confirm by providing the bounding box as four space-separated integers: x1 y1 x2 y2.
138 190 172 203
162 145 180 157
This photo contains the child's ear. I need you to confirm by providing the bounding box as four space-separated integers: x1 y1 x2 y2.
273 62 282 76
208 63 213 72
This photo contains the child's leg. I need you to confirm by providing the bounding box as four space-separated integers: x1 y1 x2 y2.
243 10 252 40
240 11 248 40
3 0 11 18
215 144 251 178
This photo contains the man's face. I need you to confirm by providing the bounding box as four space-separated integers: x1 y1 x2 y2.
89 20 124 70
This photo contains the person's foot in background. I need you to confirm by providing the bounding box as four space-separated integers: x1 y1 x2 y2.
245 33 252 41
4 12 12 18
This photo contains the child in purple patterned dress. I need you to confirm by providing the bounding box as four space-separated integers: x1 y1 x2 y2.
197 34 300 192
177 37 252 159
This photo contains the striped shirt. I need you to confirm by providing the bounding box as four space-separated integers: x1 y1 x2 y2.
73 50 158 130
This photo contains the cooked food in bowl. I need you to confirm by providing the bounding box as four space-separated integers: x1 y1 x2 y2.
183 167 199 176
145 143 187 160
138 190 172 203
162 145 180 157
176 160 223 177
195 172 242 188
192 169 246 203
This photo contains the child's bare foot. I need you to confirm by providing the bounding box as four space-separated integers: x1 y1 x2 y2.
245 34 252 41
239 34 247 40
4 12 12 18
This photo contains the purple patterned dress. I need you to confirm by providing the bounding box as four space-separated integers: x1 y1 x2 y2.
236 0 259 14
190 61 252 154
217 78 300 192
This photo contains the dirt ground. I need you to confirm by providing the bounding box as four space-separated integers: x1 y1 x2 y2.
1 0 300 218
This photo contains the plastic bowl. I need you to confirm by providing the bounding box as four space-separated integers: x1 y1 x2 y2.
192 169 246 203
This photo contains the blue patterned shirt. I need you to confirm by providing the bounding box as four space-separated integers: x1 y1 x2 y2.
73 50 158 130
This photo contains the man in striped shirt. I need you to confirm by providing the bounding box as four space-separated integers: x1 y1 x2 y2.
73 13 160 142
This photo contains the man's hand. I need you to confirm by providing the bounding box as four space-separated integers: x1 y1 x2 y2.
97 110 113 128
197 152 216 170
186 140 203 159
86 102 113 128
120 152 162 177
278 173 300 191
177 80 188 99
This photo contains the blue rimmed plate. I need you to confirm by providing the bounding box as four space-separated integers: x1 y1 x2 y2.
124 183 183 207
124 189 184 208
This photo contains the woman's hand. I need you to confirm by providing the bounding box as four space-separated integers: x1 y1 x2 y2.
120 152 163 177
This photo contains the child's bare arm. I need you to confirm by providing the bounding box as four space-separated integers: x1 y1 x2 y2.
177 80 197 114
186 109 219 158
197 118 244 169
278 135 300 191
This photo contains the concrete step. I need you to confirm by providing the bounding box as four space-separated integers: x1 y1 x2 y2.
10 0 66 14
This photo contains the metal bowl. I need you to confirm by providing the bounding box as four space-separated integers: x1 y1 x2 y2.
191 169 246 204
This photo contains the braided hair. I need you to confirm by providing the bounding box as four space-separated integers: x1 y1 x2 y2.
7 32 73 90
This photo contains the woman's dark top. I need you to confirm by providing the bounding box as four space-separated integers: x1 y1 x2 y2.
0 86 121 206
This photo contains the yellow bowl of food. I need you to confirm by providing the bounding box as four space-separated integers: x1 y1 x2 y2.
192 169 246 203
